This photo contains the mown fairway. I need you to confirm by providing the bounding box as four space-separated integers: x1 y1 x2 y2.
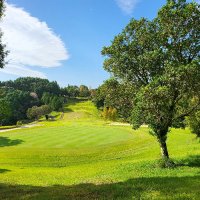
0 99 200 200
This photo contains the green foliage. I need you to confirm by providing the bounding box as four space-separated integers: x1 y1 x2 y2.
0 0 8 69
93 78 135 121
187 110 200 138
102 0 200 160
60 87 69 97
16 121 23 126
79 85 90 97
0 99 11 124
1 89 38 125
41 92 51 105
0 0 4 18
42 92 64 111
0 77 61 98
50 96 64 111
64 85 79 97
0 77 65 125
27 105 51 120
102 107 117 121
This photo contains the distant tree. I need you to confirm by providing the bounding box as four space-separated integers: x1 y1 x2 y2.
1 77 61 98
46 81 60 95
65 85 79 97
50 96 64 111
92 87 105 109
41 92 63 111
0 77 62 125
27 106 39 120
3 89 38 124
40 105 51 116
0 0 8 68
60 87 69 97
27 105 51 120
102 0 200 164
41 92 51 105
0 99 11 125
79 85 90 97
93 78 135 121
90 89 96 99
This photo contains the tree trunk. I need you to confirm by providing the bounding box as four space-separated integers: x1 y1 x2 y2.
160 140 169 159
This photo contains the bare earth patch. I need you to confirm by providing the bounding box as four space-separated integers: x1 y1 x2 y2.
0 124 42 133
110 122 148 127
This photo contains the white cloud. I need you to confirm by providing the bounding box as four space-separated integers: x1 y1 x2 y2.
1 64 47 79
116 0 140 14
0 3 69 78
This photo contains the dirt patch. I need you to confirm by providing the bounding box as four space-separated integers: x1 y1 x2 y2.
0 124 42 133
109 122 131 126
109 122 148 127
64 112 85 120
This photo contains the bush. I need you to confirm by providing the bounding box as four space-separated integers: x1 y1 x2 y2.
102 107 117 121
27 105 51 120
16 121 23 126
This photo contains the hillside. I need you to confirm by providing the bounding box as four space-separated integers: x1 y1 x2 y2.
0 99 200 199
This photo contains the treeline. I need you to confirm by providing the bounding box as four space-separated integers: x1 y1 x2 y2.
0 77 92 125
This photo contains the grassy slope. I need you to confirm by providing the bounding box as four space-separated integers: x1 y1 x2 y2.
0 99 200 200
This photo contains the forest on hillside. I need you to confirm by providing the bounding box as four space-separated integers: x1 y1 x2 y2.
0 77 91 125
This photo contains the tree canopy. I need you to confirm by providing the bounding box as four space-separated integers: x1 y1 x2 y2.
0 77 61 98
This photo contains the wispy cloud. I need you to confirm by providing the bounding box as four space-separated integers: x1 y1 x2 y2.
0 3 69 78
116 0 140 14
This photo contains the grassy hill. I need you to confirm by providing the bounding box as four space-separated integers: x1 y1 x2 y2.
0 99 200 199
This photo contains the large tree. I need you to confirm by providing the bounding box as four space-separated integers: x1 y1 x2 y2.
102 0 200 164
0 0 7 68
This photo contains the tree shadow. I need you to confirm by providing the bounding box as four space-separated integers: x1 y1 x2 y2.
64 98 88 113
178 155 200 167
66 98 88 105
64 107 73 113
0 137 24 147
0 176 199 199
0 169 11 173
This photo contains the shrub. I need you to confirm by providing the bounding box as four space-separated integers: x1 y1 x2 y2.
102 107 117 121
16 121 23 126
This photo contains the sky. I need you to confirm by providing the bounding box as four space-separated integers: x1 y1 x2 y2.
0 0 198 88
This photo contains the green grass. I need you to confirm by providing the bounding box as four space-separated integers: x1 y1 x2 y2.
0 99 200 199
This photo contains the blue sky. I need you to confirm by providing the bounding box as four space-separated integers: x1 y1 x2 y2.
0 0 197 88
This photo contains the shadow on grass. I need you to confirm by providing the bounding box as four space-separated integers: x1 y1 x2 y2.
64 107 73 113
64 98 89 113
0 169 11 173
178 155 200 167
0 137 24 147
0 176 200 200
66 98 88 106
